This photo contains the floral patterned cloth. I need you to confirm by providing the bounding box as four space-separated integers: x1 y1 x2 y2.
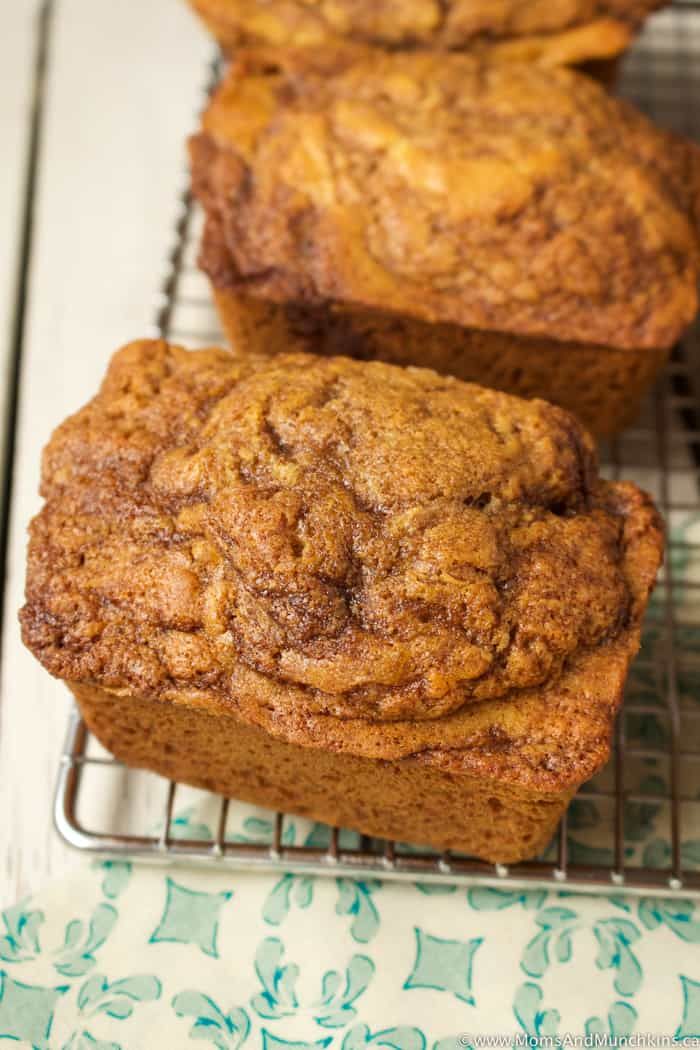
2 798 700 1050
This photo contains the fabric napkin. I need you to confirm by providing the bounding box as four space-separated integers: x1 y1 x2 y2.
2 792 700 1050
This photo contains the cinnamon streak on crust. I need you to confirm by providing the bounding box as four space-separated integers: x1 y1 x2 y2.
21 341 663 795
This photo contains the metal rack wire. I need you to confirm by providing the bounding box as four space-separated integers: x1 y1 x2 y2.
55 5 700 896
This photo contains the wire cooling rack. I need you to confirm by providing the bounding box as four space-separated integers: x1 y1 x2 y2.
55 6 700 896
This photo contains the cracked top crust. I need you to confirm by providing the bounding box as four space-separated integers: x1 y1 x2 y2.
188 0 666 61
191 49 700 352
21 342 662 787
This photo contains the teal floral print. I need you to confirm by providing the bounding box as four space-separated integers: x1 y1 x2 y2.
172 990 250 1049
0 970 68 1049
404 928 482 1005
4 758 700 1044
241 819 316 927
414 884 457 897
251 937 376 1029
150 878 232 958
251 937 300 1020
342 1024 426 1049
264 874 315 926
676 976 700 1040
62 1032 121 1050
314 954 374 1028
76 974 161 1018
467 887 547 912
258 822 382 945
0 900 44 963
5 825 698 1045
264 876 381 944
0 854 698 1045
55 903 118 978
592 918 643 997
513 983 560 1039
335 880 381 944
93 862 132 902
585 1002 637 1039
470 888 647 1002
638 897 700 941
521 906 577 976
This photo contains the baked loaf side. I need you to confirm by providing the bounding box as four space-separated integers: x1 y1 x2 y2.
70 681 575 863
190 50 700 354
21 341 663 861
188 0 665 66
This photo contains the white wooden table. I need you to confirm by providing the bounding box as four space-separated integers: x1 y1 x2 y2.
0 0 212 907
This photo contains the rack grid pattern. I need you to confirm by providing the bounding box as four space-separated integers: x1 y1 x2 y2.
54 5 700 896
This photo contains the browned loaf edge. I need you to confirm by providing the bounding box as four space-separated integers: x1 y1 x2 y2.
20 341 664 862
190 51 700 351
190 49 700 436
187 0 667 66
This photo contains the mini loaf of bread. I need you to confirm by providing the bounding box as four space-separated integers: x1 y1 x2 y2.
190 48 700 436
188 0 666 70
21 340 663 863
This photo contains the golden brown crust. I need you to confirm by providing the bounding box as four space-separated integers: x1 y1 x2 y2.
21 340 663 793
188 0 665 60
190 49 700 353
